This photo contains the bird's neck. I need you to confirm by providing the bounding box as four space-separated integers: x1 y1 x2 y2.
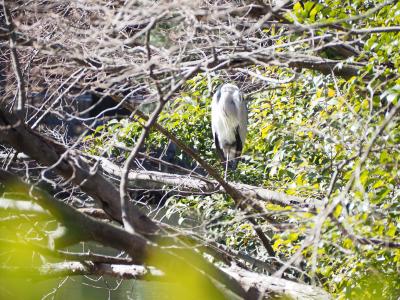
220 93 237 115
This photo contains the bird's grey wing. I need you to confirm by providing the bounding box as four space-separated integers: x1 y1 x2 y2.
238 91 248 144
234 126 243 156
214 132 226 161
226 127 243 170
214 85 222 103
229 102 246 170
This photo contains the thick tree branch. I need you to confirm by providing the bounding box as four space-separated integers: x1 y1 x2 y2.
0 239 133 264
1 262 163 280
98 156 315 209
207 52 365 79
0 198 49 215
2 262 330 300
222 265 331 300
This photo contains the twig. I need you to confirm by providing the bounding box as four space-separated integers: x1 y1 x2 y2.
2 1 26 117
349 26 400 34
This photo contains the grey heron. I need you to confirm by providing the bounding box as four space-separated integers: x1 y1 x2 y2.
211 83 248 179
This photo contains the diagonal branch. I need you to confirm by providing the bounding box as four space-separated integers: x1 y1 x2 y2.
1 262 163 280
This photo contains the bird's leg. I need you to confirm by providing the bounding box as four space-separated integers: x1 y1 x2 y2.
224 152 229 181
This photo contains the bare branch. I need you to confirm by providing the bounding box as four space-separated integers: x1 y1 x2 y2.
0 198 49 215
98 156 315 209
1 262 163 280
349 26 400 34
2 0 26 116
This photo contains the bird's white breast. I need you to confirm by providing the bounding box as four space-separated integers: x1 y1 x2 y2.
212 92 241 145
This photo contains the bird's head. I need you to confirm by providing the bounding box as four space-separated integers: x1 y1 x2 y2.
220 83 240 94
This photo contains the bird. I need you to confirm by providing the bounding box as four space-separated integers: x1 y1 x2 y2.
211 83 248 180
